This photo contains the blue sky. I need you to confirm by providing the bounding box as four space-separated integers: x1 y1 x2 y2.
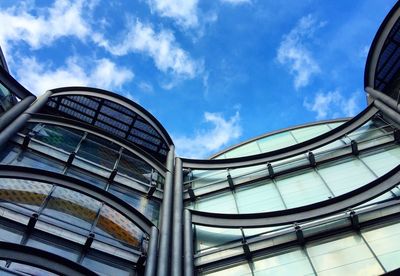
0 0 396 158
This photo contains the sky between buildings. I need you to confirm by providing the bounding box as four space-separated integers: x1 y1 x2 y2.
0 0 396 158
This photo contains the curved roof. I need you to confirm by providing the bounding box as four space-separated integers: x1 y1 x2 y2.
210 118 348 159
41 87 173 163
365 1 400 95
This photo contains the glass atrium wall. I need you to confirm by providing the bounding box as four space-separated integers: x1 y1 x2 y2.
1 1 400 275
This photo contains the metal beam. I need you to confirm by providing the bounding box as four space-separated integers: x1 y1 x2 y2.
0 91 51 151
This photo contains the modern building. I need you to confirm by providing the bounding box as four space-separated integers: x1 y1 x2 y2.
0 2 400 276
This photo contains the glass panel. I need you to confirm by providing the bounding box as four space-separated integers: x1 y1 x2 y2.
117 151 153 184
257 131 296 152
361 146 400 177
95 205 144 249
236 180 285 213
82 253 134 276
224 142 261 158
108 184 160 224
42 187 101 230
186 170 227 189
8 262 58 276
0 223 23 243
28 123 83 153
27 235 79 261
195 225 242 253
253 248 314 275
0 145 63 173
195 192 237 213
0 82 16 116
307 234 383 275
362 222 400 271
66 167 107 189
203 262 252 276
276 170 332 208
291 124 331 143
317 158 376 196
75 134 119 170
0 179 52 212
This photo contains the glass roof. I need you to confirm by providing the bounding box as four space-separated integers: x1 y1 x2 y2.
43 95 169 162
374 17 400 93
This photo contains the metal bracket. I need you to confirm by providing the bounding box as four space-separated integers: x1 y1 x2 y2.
394 129 400 143
294 224 305 245
22 135 31 150
83 233 95 252
136 254 147 271
351 140 359 156
188 187 196 202
147 181 157 198
349 210 360 231
267 163 275 178
241 238 252 260
108 169 118 183
227 173 235 190
308 151 316 167
26 213 38 234
66 152 76 167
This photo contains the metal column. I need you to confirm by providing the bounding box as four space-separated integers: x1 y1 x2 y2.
157 145 175 276
184 209 194 276
172 158 183 276
145 226 159 276
0 91 52 149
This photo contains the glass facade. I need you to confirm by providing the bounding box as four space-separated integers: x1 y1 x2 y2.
0 2 400 275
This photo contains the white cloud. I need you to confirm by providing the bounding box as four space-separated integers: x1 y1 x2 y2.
147 0 199 28
174 111 242 158
15 57 134 95
138 81 154 93
277 14 324 89
104 20 202 79
0 0 91 55
220 0 251 5
304 90 362 120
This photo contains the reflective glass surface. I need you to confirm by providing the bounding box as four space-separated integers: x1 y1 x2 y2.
306 234 383 275
0 82 16 116
0 178 52 212
42 187 101 230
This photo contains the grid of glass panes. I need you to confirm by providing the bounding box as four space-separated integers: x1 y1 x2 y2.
198 219 400 275
0 122 163 225
0 218 140 275
213 122 345 159
186 117 399 214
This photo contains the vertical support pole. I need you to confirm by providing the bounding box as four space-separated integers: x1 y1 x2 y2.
157 145 175 276
184 209 194 276
0 91 52 150
172 158 183 276
145 226 159 276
